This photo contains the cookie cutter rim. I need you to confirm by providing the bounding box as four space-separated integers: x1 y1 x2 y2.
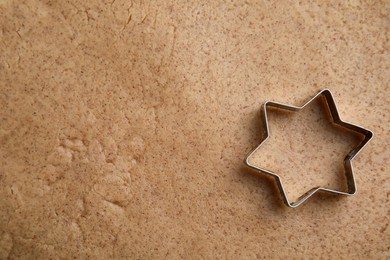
244 89 373 208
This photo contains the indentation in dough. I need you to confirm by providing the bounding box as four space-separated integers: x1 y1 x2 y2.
61 138 86 152
115 156 133 172
28 180 50 197
88 139 105 163
50 146 73 164
102 137 118 163
9 184 24 207
93 171 131 207
40 164 62 184
130 135 145 160
48 136 87 164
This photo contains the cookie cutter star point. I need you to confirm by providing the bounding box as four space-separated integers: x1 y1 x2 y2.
244 89 373 208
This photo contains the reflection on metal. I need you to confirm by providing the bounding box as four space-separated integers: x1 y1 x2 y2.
244 89 373 208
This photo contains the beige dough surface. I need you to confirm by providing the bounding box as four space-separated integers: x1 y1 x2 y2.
0 0 389 259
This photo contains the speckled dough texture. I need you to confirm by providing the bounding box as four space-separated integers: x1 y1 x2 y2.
0 0 389 259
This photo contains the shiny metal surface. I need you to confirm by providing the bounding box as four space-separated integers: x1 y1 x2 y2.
244 89 373 208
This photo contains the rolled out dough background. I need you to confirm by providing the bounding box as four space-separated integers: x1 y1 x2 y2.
0 0 389 258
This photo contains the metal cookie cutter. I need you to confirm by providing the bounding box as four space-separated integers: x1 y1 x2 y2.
244 89 373 208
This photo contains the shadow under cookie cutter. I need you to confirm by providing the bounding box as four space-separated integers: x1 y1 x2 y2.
244 89 373 208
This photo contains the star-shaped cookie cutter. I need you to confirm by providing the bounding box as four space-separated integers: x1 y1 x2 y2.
244 89 373 208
